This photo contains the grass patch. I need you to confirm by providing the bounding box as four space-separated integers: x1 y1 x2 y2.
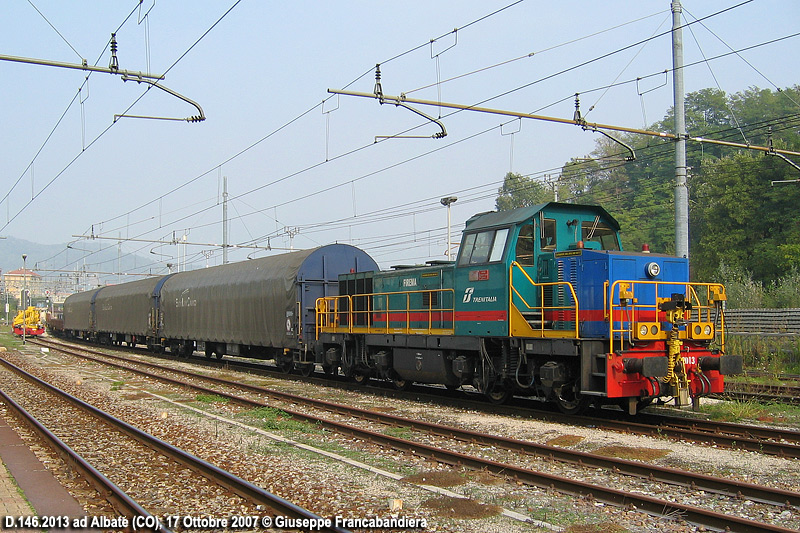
383 426 414 439
402 470 467 488
724 334 800 375
702 399 800 425
546 434 585 447
564 523 629 533
593 445 670 461
0 331 23 350
195 393 230 404
420 496 501 519
239 406 319 434
110 380 125 391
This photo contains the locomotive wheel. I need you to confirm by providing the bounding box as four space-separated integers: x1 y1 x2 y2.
352 372 369 385
298 364 314 377
321 364 336 376
554 382 590 415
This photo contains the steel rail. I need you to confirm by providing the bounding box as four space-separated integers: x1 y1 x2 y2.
0 355 350 533
607 414 800 456
34 337 800 454
39 339 800 507
35 340 799 532
0 382 165 531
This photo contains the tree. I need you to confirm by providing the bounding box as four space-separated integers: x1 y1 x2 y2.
495 172 553 211
495 85 800 287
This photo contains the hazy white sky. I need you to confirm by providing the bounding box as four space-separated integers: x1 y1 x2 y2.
1 1 798 276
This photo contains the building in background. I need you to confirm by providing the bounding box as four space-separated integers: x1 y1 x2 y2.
4 267 42 303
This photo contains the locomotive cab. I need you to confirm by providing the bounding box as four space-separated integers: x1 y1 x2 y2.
453 202 622 338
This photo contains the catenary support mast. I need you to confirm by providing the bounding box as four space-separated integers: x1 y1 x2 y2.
672 0 689 260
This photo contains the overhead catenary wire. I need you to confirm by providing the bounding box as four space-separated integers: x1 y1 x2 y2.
42 2 792 278
65 89 800 275
91 25 800 253
0 1 243 235
82 2 758 241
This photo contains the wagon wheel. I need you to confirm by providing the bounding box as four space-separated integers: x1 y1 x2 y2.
485 382 511 404
391 377 411 391
352 372 369 385
277 359 294 373
298 364 314 377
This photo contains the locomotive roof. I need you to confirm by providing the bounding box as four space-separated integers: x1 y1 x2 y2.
464 202 619 231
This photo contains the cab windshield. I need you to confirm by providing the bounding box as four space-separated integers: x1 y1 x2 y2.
458 228 509 265
581 220 620 250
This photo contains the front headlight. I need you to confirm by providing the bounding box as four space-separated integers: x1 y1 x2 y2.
645 262 660 278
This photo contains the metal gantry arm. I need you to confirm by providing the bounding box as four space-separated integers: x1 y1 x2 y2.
363 64 446 141
374 98 447 141
766 127 800 184
573 94 635 161
327 88 800 159
0 52 162 80
1 34 205 124
116 75 205 123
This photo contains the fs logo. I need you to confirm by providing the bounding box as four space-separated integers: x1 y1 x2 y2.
463 287 474 303
462 287 498 304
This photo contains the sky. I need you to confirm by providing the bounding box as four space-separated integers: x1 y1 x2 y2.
1 0 798 283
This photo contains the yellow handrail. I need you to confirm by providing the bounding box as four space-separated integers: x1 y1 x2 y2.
509 261 579 338
607 280 726 352
316 288 456 338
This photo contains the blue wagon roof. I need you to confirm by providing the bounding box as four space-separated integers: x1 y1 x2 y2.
464 202 619 231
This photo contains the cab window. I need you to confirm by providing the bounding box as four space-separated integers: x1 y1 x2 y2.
458 228 509 265
540 218 556 251
515 224 535 266
581 221 620 250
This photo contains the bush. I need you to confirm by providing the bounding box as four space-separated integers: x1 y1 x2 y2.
714 262 765 308
714 263 800 309
764 268 800 308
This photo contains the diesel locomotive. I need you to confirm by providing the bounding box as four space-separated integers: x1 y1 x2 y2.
58 202 742 415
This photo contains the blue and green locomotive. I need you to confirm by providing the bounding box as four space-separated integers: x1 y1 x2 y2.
316 202 741 414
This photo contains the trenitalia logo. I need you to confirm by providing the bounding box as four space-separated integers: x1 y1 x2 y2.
463 287 497 303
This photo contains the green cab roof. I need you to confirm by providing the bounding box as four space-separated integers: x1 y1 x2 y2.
464 202 620 232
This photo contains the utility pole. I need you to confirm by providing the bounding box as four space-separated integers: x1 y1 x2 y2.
672 0 689 259
22 254 27 346
440 196 458 260
222 176 229 264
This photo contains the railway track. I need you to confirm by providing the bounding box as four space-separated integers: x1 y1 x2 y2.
720 382 800 405
26 337 800 532
34 336 800 458
0 382 163 532
0 354 349 533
